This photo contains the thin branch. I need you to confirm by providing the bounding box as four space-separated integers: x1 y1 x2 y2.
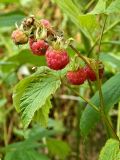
88 19 120 57
96 16 120 141
66 84 99 112
97 16 107 60
69 44 91 69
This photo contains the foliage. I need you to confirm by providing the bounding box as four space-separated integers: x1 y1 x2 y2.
46 138 71 159
80 73 120 137
99 139 120 160
0 0 120 160
13 67 61 128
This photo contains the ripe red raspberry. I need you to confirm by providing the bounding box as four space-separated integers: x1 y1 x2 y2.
29 38 49 56
67 68 87 85
84 64 104 81
11 29 28 45
40 19 51 28
46 48 69 70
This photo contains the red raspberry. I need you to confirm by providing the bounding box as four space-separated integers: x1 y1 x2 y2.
84 64 104 81
46 48 69 70
11 29 28 45
29 38 49 56
67 68 87 85
40 19 51 28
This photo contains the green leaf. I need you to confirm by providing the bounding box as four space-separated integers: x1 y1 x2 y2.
13 74 32 112
78 14 98 36
23 119 64 140
99 139 120 160
4 139 40 151
3 136 49 160
90 0 107 14
13 67 61 128
46 138 71 159
102 40 120 45
80 73 120 137
15 50 46 66
100 53 120 68
0 11 25 28
1 0 19 3
52 0 81 27
1 49 46 73
106 0 120 14
3 138 42 159
5 149 50 160
0 61 15 65
53 0 97 41
89 0 120 15
0 98 7 107
34 98 52 126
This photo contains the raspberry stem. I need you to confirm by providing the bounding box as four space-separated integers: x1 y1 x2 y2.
88 19 120 57
66 84 99 112
96 15 120 141
69 44 92 69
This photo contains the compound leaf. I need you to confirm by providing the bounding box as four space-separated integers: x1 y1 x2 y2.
13 67 61 128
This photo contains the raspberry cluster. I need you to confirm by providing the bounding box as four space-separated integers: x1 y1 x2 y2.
67 64 104 85
11 16 104 86
11 17 69 70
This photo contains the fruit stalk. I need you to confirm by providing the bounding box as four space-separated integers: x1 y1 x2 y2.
96 15 120 141
69 44 92 69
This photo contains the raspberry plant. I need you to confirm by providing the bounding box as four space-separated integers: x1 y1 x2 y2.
12 15 105 128
0 0 120 160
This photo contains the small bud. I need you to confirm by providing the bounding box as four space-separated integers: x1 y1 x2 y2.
40 19 51 28
25 16 35 26
11 29 28 45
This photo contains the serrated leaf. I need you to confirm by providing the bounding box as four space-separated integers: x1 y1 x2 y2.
99 139 120 160
34 98 52 126
80 73 120 137
13 67 61 128
90 0 107 14
106 0 120 14
46 138 71 159
13 74 32 112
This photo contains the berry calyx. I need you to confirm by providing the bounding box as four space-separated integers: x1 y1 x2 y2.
29 37 49 56
84 63 104 81
11 29 28 45
46 48 69 70
67 68 87 85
